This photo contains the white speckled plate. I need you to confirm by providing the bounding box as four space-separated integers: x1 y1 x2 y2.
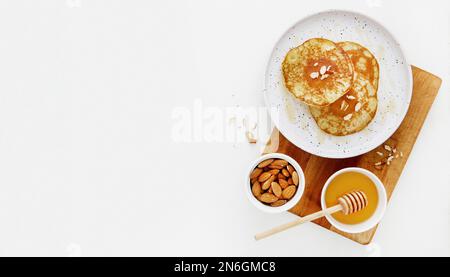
264 10 412 159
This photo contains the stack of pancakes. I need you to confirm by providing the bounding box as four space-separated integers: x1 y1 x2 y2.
282 38 379 136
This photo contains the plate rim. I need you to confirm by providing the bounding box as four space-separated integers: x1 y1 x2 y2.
263 9 413 159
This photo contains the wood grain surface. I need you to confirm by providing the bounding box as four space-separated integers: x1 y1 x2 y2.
262 66 442 245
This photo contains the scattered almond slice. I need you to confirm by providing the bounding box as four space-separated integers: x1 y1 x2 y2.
343 113 353 121
314 62 319 66
340 100 347 111
384 145 392 152
346 95 356 100
355 102 362 112
376 152 383 156
387 156 394 165
374 162 382 166
245 131 257 144
310 72 319 79
320 66 327 75
320 74 329 80
400 151 404 158
327 65 332 71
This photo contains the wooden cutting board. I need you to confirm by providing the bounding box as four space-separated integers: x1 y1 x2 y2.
262 66 442 245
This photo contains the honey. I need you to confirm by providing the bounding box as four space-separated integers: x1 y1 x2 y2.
324 171 378 225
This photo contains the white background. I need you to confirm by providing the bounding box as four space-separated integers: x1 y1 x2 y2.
0 0 449 257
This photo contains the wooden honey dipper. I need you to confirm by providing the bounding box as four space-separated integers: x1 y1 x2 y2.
255 191 368 241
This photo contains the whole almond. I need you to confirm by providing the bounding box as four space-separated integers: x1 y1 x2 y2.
251 181 262 198
292 171 299 186
268 165 284 170
286 165 294 175
281 169 290 177
271 182 282 198
267 169 280 175
288 178 294 185
260 193 278 204
250 168 263 180
279 179 289 189
282 185 296 200
257 159 274 168
272 159 288 167
277 173 286 180
261 175 275 190
258 172 271 183
271 200 287 207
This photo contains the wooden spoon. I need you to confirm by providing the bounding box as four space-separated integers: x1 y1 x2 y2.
254 191 368 241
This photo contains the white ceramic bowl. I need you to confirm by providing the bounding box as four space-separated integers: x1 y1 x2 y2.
320 167 387 234
245 153 305 214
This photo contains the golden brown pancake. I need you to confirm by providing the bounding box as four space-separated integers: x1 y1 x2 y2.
310 41 379 136
282 38 354 107
338 41 379 93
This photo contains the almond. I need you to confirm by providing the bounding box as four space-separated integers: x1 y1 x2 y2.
343 113 353 121
271 159 288 167
310 72 319 79
288 178 294 185
292 171 299 186
250 168 263 180
279 179 289 189
257 159 274 168
246 131 257 144
282 186 297 200
340 100 348 111
251 182 262 198
268 164 284 170
277 173 286 180
271 182 282 198
258 172 272 183
261 175 275 190
286 165 294 175
271 200 287 207
281 169 290 177
320 74 329 80
267 169 280 175
260 193 278 204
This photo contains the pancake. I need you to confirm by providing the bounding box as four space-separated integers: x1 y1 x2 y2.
282 38 354 107
310 41 379 136
338 41 379 92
